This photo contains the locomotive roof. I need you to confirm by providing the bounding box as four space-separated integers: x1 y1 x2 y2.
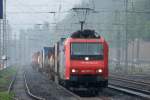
71 29 100 39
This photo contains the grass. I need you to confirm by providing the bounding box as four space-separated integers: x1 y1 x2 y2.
0 67 17 91
0 67 17 100
0 91 14 100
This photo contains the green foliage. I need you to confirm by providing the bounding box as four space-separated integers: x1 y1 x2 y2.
0 92 14 100
0 67 17 91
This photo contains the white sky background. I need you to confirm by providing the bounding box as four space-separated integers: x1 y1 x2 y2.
7 0 81 32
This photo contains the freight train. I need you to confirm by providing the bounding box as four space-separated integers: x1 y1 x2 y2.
32 47 54 73
32 29 109 93
32 51 40 70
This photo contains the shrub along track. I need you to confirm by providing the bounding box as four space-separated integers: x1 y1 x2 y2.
0 67 17 100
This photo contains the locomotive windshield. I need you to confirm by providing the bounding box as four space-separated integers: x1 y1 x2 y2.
71 43 103 56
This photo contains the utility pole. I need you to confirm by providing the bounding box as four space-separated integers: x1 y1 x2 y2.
136 38 140 66
14 33 17 64
0 20 2 61
0 0 3 65
131 0 135 67
114 10 121 71
124 0 128 74
2 0 7 67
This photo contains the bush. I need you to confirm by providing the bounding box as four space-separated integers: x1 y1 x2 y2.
0 92 14 100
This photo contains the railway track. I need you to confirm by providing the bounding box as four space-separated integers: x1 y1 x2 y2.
72 87 142 100
25 65 81 100
109 75 150 100
11 66 44 100
110 73 150 83
9 65 81 100
110 75 150 86
7 66 106 100
24 72 45 100
11 65 143 100
7 69 17 93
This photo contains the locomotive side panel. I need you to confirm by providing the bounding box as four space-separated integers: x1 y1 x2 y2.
103 40 109 80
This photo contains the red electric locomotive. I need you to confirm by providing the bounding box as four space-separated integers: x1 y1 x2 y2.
50 29 109 92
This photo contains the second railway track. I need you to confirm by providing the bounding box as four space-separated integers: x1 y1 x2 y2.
109 75 150 100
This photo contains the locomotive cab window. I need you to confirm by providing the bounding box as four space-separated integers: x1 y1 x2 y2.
71 43 104 60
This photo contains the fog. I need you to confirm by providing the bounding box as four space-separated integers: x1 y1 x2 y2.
1 0 150 74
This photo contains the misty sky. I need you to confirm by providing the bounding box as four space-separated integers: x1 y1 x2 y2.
7 0 81 31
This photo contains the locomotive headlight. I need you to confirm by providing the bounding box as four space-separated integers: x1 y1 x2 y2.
85 57 89 61
72 69 76 73
97 69 103 73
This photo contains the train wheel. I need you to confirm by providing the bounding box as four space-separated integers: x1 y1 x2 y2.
94 90 99 96
89 88 99 96
64 81 70 89
59 79 63 85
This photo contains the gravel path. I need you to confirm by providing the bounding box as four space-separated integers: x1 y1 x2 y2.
25 65 79 100
12 67 33 100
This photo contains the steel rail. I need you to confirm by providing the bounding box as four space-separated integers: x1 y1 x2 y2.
108 84 150 100
110 75 150 86
24 72 46 100
7 70 17 93
56 83 81 100
7 69 18 100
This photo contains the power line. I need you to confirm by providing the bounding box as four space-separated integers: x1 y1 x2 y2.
6 11 69 14
125 0 128 73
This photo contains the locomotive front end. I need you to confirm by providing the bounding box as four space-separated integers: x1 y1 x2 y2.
64 30 109 89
